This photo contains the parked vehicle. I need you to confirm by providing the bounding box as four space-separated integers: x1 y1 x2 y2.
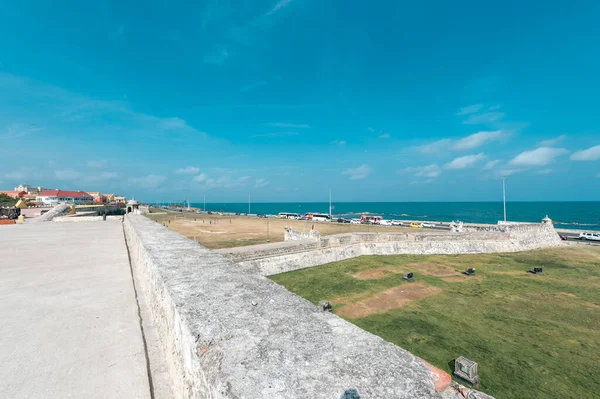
305 213 331 222
360 215 382 224
422 223 436 228
350 218 361 224
578 232 600 241
337 218 351 223
560 235 568 241
410 222 423 228
380 220 393 226
278 212 300 219
391 220 404 226
257 214 267 218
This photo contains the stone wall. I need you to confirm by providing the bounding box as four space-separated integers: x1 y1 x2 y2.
284 227 321 241
124 214 475 399
218 224 562 276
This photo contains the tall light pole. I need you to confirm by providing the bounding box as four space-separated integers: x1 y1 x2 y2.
501 177 507 222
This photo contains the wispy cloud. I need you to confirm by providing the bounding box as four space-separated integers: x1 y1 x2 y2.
416 139 451 154
570 144 600 161
367 127 375 133
535 169 553 175
445 153 486 169
193 173 208 183
240 80 267 93
498 169 521 177
510 147 569 166
252 132 299 138
129 174 166 189
265 0 294 16
0 123 43 139
457 104 483 116
538 134 566 147
87 160 107 168
379 132 391 139
266 122 310 128
332 140 346 146
401 164 441 178
462 112 505 125
342 164 372 180
484 160 501 170
174 166 200 175
452 130 506 151
254 178 269 188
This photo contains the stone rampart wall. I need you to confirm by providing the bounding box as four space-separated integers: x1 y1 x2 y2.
222 224 561 276
124 214 471 398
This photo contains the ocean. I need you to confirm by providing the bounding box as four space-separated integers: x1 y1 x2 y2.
184 202 600 231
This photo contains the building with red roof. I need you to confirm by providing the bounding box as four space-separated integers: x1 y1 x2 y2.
0 190 26 199
36 190 93 206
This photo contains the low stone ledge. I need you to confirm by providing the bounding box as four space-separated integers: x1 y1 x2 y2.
124 214 464 398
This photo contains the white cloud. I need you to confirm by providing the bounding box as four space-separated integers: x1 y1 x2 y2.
416 139 451 154
367 127 374 133
193 173 208 183
570 145 600 161
535 169 553 175
452 130 505 150
510 147 569 166
175 166 200 174
266 122 310 128
538 135 566 147
445 153 486 169
498 169 521 177
129 174 166 189
462 112 505 125
484 160 501 170
54 169 82 181
379 133 391 139
254 178 269 188
265 0 293 16
332 140 346 146
457 104 483 116
401 164 441 178
342 164 372 180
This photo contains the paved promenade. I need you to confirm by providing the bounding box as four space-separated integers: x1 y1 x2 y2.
0 222 151 399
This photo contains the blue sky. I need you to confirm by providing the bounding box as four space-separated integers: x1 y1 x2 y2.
1 0 599 202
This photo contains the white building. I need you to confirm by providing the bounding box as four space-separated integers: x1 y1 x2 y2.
36 190 93 206
14 184 45 194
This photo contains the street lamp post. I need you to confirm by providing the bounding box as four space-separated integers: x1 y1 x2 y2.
501 177 507 222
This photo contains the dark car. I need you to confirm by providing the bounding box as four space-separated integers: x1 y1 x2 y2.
337 218 351 223
560 235 568 241
257 214 267 218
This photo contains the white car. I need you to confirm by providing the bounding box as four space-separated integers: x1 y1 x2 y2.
578 232 600 241
422 223 437 228
391 220 404 226
380 220 392 226
350 218 361 224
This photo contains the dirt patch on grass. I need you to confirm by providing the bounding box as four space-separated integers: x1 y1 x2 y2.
405 262 458 277
336 283 442 318
353 267 402 280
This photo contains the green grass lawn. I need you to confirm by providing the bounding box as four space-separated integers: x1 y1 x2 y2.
269 246 600 399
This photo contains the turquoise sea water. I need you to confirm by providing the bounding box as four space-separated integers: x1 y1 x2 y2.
184 202 600 231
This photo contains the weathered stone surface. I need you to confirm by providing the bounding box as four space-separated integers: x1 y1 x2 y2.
218 225 562 276
124 214 468 398
28 204 71 222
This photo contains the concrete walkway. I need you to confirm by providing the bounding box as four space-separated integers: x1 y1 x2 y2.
0 222 152 399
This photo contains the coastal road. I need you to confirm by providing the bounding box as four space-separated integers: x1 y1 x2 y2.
558 231 600 245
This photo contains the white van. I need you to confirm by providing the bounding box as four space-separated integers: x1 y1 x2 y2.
578 232 600 241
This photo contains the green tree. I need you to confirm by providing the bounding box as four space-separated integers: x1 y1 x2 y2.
0 193 17 207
